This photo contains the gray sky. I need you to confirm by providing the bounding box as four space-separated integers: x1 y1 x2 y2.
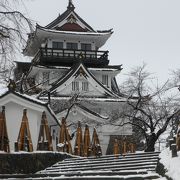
23 0 180 84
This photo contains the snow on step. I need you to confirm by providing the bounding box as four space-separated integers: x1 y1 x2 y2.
63 152 160 163
29 173 160 180
45 160 157 172
51 156 159 169
53 153 159 167
34 152 160 179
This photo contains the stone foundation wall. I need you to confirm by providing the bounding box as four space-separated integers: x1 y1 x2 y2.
0 152 72 174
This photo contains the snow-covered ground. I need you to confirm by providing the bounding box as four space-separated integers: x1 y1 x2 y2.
159 148 180 180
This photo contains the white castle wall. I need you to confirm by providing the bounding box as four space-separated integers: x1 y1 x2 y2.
47 38 96 51
33 68 118 95
56 101 132 155
4 102 40 151
0 99 59 152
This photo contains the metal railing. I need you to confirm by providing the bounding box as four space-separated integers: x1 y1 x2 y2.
39 48 108 60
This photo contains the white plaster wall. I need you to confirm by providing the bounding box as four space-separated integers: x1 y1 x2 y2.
1 99 59 152
35 68 68 89
47 38 95 50
56 100 132 155
90 70 113 90
4 102 40 151
58 78 105 97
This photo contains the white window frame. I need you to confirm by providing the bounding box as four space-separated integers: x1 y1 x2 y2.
66 42 78 50
52 41 63 49
102 74 108 86
81 43 92 51
82 82 89 91
72 81 79 91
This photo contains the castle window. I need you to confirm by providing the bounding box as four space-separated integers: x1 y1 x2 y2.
81 43 91 51
72 81 79 91
82 82 89 91
67 42 78 50
102 75 108 86
52 41 63 49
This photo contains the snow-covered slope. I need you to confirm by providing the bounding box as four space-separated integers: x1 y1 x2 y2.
160 148 180 180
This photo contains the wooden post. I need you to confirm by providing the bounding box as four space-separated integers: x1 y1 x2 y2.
59 117 65 152
113 139 119 158
65 125 72 154
91 127 102 157
74 121 83 156
17 109 33 152
0 106 10 152
37 111 53 151
129 143 136 153
84 124 91 157
58 117 72 154
122 141 127 156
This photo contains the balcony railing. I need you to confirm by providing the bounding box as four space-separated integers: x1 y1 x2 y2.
33 48 109 66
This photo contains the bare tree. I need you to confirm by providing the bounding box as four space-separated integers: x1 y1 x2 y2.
0 0 33 81
169 69 180 91
115 64 180 152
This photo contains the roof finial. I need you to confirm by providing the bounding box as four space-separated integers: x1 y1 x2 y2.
68 0 75 10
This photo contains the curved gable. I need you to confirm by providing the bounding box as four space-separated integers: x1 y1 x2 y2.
40 62 120 98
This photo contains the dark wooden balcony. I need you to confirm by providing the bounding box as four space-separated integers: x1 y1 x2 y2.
33 48 109 67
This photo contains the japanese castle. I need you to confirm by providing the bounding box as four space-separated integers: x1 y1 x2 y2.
14 0 132 154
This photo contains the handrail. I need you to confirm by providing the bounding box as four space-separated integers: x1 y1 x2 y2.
39 47 109 61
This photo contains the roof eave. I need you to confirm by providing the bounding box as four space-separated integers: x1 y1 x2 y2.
0 90 59 125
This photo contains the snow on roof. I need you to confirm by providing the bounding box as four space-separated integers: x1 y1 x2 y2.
0 86 59 125
58 103 109 120
14 54 32 63
16 92 47 105
33 65 122 71
24 25 112 56
0 85 47 105
45 3 95 32
40 96 127 103
34 65 71 70
40 61 121 98
37 25 113 36
89 67 121 72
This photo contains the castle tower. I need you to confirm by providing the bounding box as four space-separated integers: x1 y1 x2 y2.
16 1 132 154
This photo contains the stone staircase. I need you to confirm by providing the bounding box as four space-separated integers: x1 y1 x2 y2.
29 151 161 179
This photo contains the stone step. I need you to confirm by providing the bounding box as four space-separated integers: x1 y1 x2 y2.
64 151 160 161
28 173 160 180
0 171 160 180
31 152 160 180
46 159 158 172
38 169 152 176
62 152 160 164
44 164 157 174
51 156 159 168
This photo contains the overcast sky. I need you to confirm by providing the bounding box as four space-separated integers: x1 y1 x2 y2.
22 0 180 84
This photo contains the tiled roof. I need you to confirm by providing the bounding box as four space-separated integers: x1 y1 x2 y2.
58 103 109 120
0 90 59 125
45 4 95 32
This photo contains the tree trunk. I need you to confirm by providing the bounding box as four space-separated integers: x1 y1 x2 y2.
145 133 157 152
